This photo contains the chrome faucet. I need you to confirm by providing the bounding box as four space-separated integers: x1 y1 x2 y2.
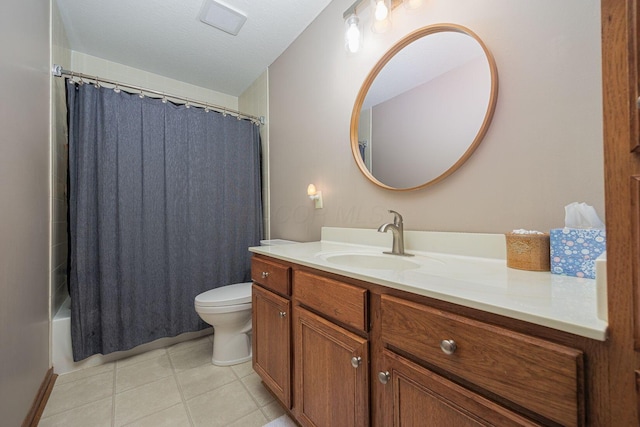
378 210 413 257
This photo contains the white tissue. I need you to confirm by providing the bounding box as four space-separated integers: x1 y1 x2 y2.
511 229 545 235
564 202 605 229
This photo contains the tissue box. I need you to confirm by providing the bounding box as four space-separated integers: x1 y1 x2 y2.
550 228 606 279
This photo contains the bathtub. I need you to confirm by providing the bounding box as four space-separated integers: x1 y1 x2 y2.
52 297 211 374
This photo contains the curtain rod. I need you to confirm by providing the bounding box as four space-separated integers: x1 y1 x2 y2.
51 64 264 126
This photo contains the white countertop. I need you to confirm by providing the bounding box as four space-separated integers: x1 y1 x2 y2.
250 228 608 341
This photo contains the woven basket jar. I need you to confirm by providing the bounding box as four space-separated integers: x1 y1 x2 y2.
504 232 550 271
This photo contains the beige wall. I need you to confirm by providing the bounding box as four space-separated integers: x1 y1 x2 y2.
0 0 51 424
70 52 239 110
51 0 72 318
239 70 271 237
269 0 604 242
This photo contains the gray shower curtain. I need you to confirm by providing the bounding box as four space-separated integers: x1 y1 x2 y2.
67 82 263 361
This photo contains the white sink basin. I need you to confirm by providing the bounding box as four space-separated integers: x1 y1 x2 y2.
323 253 422 270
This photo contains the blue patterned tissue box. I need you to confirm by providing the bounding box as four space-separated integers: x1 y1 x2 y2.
550 228 606 279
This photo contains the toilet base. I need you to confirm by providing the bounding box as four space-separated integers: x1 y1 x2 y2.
212 352 252 366
211 329 252 366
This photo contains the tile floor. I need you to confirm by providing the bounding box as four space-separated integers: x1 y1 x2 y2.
39 335 287 427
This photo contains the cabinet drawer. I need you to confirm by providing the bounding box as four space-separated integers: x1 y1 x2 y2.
294 270 368 332
251 257 291 296
381 295 584 427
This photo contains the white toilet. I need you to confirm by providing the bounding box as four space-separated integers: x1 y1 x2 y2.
195 282 253 366
194 239 296 366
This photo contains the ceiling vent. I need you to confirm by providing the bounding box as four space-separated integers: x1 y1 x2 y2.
198 0 247 36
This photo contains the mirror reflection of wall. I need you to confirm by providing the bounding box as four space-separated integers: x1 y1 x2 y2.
369 55 490 188
351 25 498 191
357 108 372 170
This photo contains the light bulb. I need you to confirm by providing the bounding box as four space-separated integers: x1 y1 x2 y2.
403 0 422 9
306 184 323 208
370 0 391 33
374 0 389 21
345 14 361 53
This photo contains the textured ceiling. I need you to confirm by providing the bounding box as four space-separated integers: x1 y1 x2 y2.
55 0 333 96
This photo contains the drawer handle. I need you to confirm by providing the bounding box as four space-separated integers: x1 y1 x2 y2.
261 271 269 279
351 356 362 368
440 339 457 355
279 311 287 318
378 371 390 385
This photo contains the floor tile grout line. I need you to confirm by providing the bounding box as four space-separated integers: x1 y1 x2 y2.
44 335 264 426
113 349 189 427
38 394 114 422
53 361 116 387
118 403 187 427
236 372 268 419
111 359 118 427
166 346 196 427
38 365 118 421
229 363 278 423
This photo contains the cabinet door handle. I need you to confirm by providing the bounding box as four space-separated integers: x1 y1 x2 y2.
378 371 390 385
351 356 362 368
279 311 287 318
261 271 269 278
440 339 457 355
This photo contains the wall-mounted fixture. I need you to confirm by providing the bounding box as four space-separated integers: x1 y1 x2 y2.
307 184 323 209
198 0 247 36
343 0 423 53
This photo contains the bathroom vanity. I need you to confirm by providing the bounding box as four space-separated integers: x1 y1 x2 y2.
250 228 607 426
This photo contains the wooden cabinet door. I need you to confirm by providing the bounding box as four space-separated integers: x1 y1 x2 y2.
377 349 540 427
602 0 640 423
294 306 368 427
252 284 291 408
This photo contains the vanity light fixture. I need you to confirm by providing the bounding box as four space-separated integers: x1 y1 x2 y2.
344 0 421 53
307 184 323 209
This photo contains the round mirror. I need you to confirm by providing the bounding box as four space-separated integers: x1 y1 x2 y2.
350 24 499 191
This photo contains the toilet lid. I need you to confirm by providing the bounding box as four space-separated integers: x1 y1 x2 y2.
195 282 252 307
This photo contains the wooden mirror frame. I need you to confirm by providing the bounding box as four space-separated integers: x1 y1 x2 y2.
350 23 499 191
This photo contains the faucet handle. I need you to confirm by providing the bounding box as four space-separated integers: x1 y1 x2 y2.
388 210 403 226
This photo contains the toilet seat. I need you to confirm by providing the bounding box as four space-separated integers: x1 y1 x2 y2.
194 302 251 315
195 282 252 308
